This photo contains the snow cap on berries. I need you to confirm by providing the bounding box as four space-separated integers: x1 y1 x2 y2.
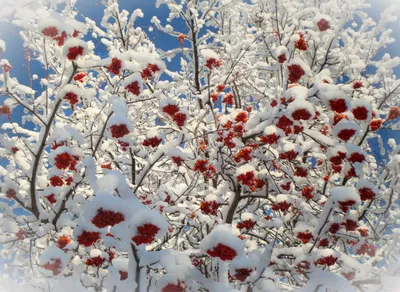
200 224 244 261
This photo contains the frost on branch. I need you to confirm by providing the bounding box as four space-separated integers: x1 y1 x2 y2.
0 0 400 291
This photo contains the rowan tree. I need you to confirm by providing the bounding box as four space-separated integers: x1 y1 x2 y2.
0 0 399 291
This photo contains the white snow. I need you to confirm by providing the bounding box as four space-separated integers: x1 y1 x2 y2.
331 187 361 204
235 164 256 177
0 39 5 52
285 85 308 100
300 270 355 292
200 49 219 60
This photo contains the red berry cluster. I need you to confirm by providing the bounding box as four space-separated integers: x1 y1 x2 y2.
338 200 356 213
237 171 265 191
16 229 26 240
358 187 375 201
353 81 363 89
233 268 252 281
358 228 369 237
171 156 184 166
57 235 72 249
42 26 58 37
211 92 219 102
341 219 358 231
141 64 160 79
6 188 16 199
276 115 294 135
295 33 308 51
337 129 356 141
356 242 376 257
279 149 298 160
222 93 234 105
271 201 291 212
162 281 186 292
206 243 237 261
329 223 340 234
317 19 331 31
369 119 382 131
216 84 225 92
54 152 78 171
178 34 185 45
86 256 105 267
296 260 310 274
345 166 357 180
294 166 308 177
235 112 248 123
329 99 348 113
317 255 337 266
388 106 400 120
77 230 101 247
162 104 187 127
280 181 291 191
54 32 68 46
101 162 112 170
193 159 209 172
64 92 79 106
163 104 179 116
52 141 65 150
301 185 314 200
348 152 365 163
110 124 130 139
125 81 141 95
67 46 84 60
118 141 130 151
107 58 122 75
352 106 369 120
205 58 222 70
73 72 86 82
119 271 128 281
132 223 160 245
260 133 280 144
333 113 348 126
91 208 125 228
200 200 220 215
297 231 313 244
288 64 305 83
321 125 329 135
318 238 329 247
237 219 256 231
233 148 252 163
45 194 57 204
143 136 162 147
277 54 287 63
42 27 68 46
66 176 73 185
193 159 216 178
293 124 304 134
42 258 63 276
173 112 187 127
139 195 152 205
192 257 205 267
50 176 65 187
292 109 312 121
